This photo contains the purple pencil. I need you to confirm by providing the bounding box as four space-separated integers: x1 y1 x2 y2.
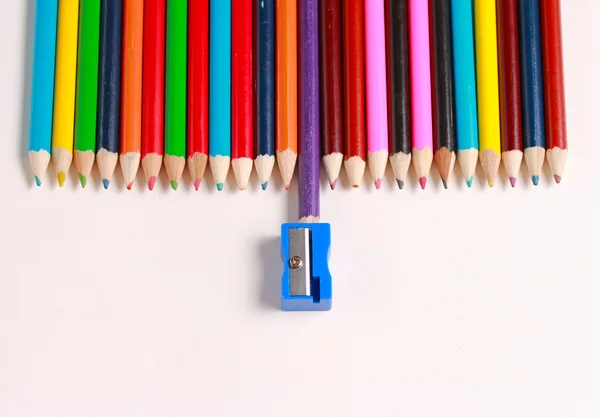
298 0 320 223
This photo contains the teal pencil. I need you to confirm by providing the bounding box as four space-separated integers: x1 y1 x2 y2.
450 0 479 187
29 0 59 186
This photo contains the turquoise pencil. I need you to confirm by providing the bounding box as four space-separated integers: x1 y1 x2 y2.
29 0 59 186
209 0 231 191
450 0 479 187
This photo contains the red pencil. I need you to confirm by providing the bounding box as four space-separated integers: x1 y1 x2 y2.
231 0 253 190
188 0 209 190
342 0 367 188
141 0 165 191
541 0 567 183
497 0 523 187
320 0 343 190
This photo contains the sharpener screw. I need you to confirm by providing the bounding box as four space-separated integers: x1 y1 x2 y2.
289 256 303 269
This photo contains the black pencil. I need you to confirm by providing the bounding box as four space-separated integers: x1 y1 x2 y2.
430 0 457 188
385 0 411 190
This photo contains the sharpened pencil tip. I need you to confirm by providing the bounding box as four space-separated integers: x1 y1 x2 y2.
79 174 87 188
216 183 224 191
554 175 562 184
34 176 42 187
102 179 110 189
352 184 359 188
509 177 517 188
330 179 337 190
419 177 427 190
261 182 268 191
194 179 201 191
487 179 494 187
441 178 448 189
466 177 473 188
126 182 133 190
532 175 539 186
375 178 382 189
57 172 66 187
284 184 290 191
148 176 157 190
396 179 404 190
170 180 178 190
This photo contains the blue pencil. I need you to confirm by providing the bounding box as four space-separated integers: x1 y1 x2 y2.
255 0 276 190
450 0 479 187
518 0 546 185
96 0 123 189
28 0 58 186
209 0 231 191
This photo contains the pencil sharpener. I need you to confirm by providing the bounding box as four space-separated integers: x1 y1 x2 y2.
280 223 332 311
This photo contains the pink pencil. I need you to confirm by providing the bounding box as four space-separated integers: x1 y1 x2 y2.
409 0 433 189
364 0 388 189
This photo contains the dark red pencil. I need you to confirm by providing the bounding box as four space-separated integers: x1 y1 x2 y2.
342 0 367 188
497 0 523 187
541 0 567 183
320 0 343 190
231 0 254 190
141 0 166 190
188 0 209 191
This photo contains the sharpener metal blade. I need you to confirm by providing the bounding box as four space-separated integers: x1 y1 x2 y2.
288 228 312 296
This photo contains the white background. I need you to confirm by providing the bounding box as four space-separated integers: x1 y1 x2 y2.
0 1 598 416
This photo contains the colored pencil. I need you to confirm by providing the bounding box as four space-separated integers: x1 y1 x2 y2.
409 0 433 189
450 0 478 187
275 0 297 190
142 0 166 190
120 0 144 190
320 0 343 190
430 0 456 189
254 0 276 190
364 0 389 189
519 0 546 186
187 0 209 191
298 0 320 222
74 0 101 188
231 0 254 190
28 0 58 187
474 0 501 187
385 0 411 190
342 0 366 188
541 0 568 183
52 0 80 187
97 0 123 189
209 0 232 191
165 0 187 190
497 0 523 187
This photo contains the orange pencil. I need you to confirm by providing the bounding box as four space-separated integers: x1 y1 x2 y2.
275 0 297 189
120 0 144 189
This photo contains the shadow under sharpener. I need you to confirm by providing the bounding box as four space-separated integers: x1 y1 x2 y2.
281 223 332 311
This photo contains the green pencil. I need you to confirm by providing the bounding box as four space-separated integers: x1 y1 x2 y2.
164 0 187 190
74 0 101 188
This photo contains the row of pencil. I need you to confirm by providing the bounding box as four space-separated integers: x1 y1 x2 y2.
28 0 567 192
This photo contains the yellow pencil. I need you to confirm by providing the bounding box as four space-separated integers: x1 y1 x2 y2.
474 0 501 187
52 0 80 187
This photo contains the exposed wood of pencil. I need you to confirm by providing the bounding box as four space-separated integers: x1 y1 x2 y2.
29 150 51 186
457 149 478 188
164 155 185 190
255 154 275 190
480 149 501 187
209 155 231 191
142 153 163 190
96 148 119 189
74 150 95 188
412 146 433 190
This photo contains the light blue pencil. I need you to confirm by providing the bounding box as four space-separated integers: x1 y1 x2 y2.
29 0 59 186
209 0 231 191
450 0 479 187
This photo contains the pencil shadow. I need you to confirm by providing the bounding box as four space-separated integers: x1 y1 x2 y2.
257 236 282 311
286 172 298 222
19 0 36 188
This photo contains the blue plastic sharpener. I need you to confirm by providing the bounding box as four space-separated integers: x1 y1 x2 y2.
281 223 332 311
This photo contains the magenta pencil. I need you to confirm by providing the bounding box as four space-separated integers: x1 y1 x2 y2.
409 0 433 189
364 0 388 189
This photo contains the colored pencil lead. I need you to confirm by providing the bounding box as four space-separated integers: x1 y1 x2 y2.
330 179 337 191
419 176 427 190
216 183 224 191
375 178 382 190
170 180 178 190
148 176 157 190
57 172 66 188
554 175 561 184
466 176 473 188
532 175 539 186
261 182 269 191
126 182 133 190
194 178 201 191
102 179 110 189
34 176 42 187
79 173 86 188
396 179 404 190
509 177 517 188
